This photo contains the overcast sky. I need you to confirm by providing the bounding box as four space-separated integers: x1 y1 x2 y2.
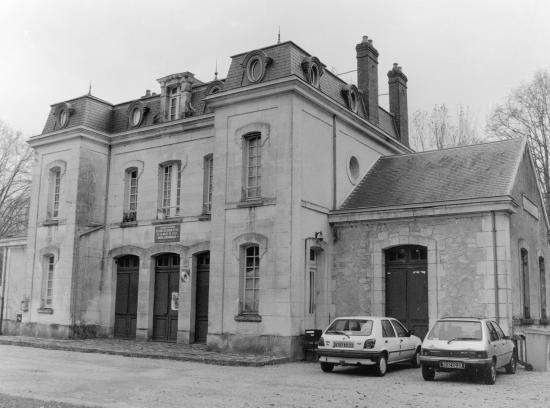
1 0 549 137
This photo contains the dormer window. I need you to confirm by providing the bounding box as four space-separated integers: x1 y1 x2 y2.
131 108 141 126
59 109 68 127
127 101 148 128
341 85 361 114
54 102 74 130
169 86 179 120
241 50 272 84
301 56 324 89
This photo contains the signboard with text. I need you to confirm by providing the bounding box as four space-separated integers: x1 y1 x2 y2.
154 224 181 243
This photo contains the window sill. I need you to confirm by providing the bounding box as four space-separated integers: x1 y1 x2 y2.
42 219 59 226
539 318 549 326
37 307 54 314
237 199 264 208
152 217 183 225
234 314 262 322
198 214 211 221
120 221 138 228
519 318 534 326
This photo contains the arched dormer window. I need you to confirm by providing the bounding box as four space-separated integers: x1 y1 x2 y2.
241 50 272 84
301 56 324 88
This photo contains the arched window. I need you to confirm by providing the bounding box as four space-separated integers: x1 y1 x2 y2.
43 255 55 307
243 132 261 200
240 244 260 314
123 167 138 223
48 167 61 219
521 248 530 319
158 161 182 218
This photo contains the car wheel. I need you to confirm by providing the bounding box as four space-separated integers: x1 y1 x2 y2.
484 361 497 385
411 348 421 368
375 355 387 377
320 362 334 373
421 364 435 381
505 354 517 374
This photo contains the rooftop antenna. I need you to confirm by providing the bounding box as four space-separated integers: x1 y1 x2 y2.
277 26 281 44
214 60 218 80
88 81 92 96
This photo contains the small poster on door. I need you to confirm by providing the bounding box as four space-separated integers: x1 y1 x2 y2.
171 291 179 311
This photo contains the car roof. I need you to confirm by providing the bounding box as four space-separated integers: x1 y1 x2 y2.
332 316 397 321
437 317 487 322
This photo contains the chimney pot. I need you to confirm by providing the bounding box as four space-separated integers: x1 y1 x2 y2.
145 89 151 97
362 35 369 43
368 39 373 45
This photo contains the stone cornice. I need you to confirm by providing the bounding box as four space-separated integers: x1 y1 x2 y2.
204 77 413 155
329 196 519 224
27 127 111 148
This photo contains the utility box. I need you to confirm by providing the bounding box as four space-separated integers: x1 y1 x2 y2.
303 329 322 361
525 329 550 371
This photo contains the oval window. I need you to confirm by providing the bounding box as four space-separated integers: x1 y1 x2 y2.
310 65 319 87
247 57 263 82
350 91 357 113
59 109 68 127
131 108 141 126
349 156 360 182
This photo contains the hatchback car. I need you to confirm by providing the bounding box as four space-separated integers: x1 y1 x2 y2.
419 317 516 384
317 316 422 376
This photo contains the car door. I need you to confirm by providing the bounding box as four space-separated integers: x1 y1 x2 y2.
486 321 501 366
380 319 400 363
391 319 414 361
491 321 512 367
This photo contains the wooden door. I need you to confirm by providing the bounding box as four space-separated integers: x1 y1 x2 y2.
385 246 429 339
194 252 210 343
153 254 179 342
114 255 139 338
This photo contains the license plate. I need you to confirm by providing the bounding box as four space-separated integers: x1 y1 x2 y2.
333 341 354 348
440 361 465 369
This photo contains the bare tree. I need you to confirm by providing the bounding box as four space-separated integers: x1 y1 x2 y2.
411 104 483 151
487 69 550 209
0 120 31 239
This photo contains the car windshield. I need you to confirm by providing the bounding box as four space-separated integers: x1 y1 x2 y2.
326 319 373 336
427 321 482 341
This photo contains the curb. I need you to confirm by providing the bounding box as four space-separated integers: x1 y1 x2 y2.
0 338 290 367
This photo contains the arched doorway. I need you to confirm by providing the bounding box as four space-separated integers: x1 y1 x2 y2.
194 251 210 343
114 255 139 338
385 245 428 339
153 253 180 342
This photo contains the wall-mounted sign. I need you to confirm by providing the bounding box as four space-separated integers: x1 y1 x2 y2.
154 224 181 243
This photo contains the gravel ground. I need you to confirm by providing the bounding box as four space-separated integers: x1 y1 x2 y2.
1 344 549 408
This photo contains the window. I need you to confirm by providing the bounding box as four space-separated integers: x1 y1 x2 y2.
169 87 179 120
490 321 506 339
123 168 138 222
158 162 181 218
203 155 213 214
391 320 409 337
381 320 396 337
540 257 547 320
240 245 260 314
244 133 261 200
48 167 61 219
486 322 499 342
44 255 55 307
309 249 317 314
521 248 530 319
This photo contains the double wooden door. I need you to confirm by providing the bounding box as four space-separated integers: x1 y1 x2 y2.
114 255 139 338
153 254 180 342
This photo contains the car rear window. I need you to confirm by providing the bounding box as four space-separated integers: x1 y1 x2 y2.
427 321 482 341
326 319 374 336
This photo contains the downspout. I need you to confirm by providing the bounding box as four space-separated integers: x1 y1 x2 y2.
332 115 337 210
99 144 112 291
29 153 44 319
492 211 500 323
0 247 8 334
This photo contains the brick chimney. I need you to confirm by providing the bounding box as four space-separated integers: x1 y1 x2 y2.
356 36 379 125
387 63 409 146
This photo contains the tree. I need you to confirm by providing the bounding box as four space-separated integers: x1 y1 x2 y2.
410 104 483 151
487 69 550 210
0 120 31 239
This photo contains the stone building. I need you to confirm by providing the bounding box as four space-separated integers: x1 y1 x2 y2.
0 36 548 359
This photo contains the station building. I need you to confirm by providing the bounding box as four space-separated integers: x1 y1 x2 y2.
1 36 548 359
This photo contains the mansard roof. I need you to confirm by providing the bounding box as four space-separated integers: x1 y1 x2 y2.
340 138 527 210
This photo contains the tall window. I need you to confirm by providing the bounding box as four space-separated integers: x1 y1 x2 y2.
203 155 213 214
240 245 260 314
244 133 261 199
0 247 4 287
123 168 138 222
45 255 55 306
169 87 179 120
48 167 61 219
521 248 530 319
309 249 317 314
159 162 181 218
540 257 547 320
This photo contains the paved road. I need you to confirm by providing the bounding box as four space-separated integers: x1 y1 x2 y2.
1 345 549 408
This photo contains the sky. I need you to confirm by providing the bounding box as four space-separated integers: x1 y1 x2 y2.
1 0 549 138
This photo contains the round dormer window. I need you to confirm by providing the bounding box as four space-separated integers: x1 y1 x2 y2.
347 155 360 184
59 109 69 128
247 57 263 82
131 108 141 126
350 91 358 113
310 65 320 88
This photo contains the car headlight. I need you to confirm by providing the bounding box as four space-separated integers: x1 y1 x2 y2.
318 337 325 347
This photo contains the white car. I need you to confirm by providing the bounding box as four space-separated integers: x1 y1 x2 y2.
317 316 423 376
419 317 516 384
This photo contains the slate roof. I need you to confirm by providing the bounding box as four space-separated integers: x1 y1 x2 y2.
340 138 526 210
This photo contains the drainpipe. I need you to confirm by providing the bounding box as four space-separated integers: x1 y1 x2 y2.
0 247 8 334
492 211 500 323
99 144 112 291
332 115 337 210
